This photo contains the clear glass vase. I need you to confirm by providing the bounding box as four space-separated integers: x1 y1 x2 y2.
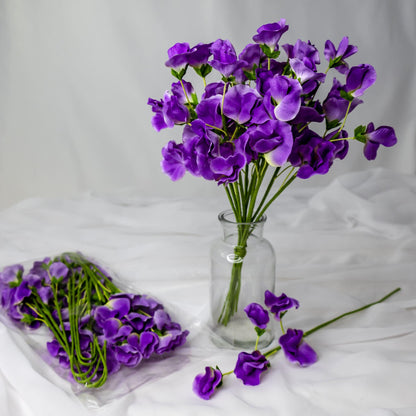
210 210 276 348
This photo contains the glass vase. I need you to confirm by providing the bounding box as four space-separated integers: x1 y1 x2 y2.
210 210 276 348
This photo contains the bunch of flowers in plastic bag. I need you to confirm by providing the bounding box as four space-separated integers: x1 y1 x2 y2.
0 252 188 388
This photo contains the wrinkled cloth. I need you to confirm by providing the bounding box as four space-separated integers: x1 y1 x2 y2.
0 168 415 416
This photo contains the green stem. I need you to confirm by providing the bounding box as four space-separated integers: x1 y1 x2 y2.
264 287 401 359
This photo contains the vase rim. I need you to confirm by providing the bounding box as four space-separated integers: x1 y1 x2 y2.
218 210 267 225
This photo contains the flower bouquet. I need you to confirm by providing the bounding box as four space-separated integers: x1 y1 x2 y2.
0 252 188 398
148 20 397 337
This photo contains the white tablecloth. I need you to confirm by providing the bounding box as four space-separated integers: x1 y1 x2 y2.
1 167 415 416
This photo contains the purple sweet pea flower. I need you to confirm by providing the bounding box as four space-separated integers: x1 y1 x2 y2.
210 135 249 185
264 291 299 320
279 328 318 367
345 64 377 97
362 122 397 160
282 39 320 71
165 42 190 70
161 140 187 181
181 120 221 181
223 84 261 125
289 58 326 85
234 350 270 386
202 82 226 99
139 331 160 358
323 78 362 123
48 262 69 279
243 119 293 166
196 95 223 128
238 43 263 68
187 43 213 67
107 295 131 318
209 39 238 77
193 366 223 400
325 129 350 161
253 20 289 50
47 339 70 369
0 264 23 284
244 303 270 329
263 75 302 122
148 81 192 132
289 128 343 179
114 343 143 367
153 309 173 331
324 36 358 74
291 104 325 125
156 328 189 354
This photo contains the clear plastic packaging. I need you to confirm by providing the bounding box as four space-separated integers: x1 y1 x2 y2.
0 251 193 408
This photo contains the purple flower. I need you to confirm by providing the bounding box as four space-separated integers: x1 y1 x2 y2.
238 43 263 68
202 82 226 99
289 129 342 179
165 42 190 70
282 39 320 71
279 328 317 367
0 264 23 284
153 309 174 331
114 343 143 367
223 84 261 125
106 295 131 318
234 350 270 386
187 43 212 67
324 37 358 74
148 81 192 132
289 58 326 85
209 39 238 77
253 20 289 50
161 141 187 181
243 119 293 166
361 122 398 160
264 291 299 319
48 262 69 279
138 331 160 358
345 64 377 98
263 75 302 122
156 328 189 354
196 95 223 128
193 366 222 400
244 303 269 329
210 136 249 185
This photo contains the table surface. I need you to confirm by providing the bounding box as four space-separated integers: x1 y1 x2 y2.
1 167 415 416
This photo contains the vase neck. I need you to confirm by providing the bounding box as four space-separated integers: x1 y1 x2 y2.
218 210 266 241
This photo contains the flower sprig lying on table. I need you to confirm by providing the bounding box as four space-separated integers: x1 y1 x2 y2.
0 252 188 388
193 288 400 400
148 19 398 327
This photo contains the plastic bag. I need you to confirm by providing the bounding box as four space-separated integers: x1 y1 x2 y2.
0 251 191 408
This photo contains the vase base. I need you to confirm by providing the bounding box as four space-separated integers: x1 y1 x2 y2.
210 318 274 350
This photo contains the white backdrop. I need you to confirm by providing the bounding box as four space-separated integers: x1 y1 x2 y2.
0 0 415 209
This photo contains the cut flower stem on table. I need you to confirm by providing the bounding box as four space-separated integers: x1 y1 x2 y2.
193 287 401 399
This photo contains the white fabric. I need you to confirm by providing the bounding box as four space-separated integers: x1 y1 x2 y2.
0 167 415 415
1 0 416 209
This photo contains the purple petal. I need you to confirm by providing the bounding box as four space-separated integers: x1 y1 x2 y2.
48 262 69 279
193 366 222 400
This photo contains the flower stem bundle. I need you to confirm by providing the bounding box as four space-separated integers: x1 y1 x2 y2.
0 252 188 388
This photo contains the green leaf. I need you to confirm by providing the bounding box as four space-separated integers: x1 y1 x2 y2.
255 327 266 337
243 70 257 81
170 66 188 81
340 90 354 102
326 119 341 131
21 314 37 325
354 125 367 143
